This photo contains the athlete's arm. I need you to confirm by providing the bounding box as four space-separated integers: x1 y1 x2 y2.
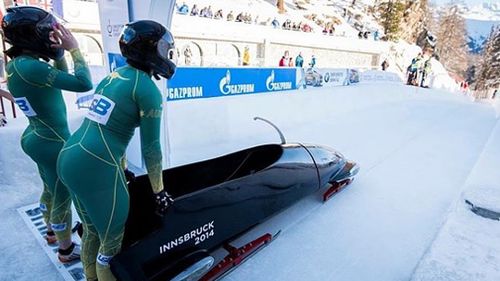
19 24 92 92
18 48 92 92
54 56 69 73
136 78 164 194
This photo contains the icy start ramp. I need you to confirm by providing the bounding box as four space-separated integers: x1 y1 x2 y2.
2 84 500 281
17 203 84 281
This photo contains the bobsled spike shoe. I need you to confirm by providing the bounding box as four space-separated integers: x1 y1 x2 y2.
58 243 81 263
45 231 57 245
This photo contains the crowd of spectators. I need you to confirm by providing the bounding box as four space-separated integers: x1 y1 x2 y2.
278 50 315 68
175 1 381 40
175 2 316 34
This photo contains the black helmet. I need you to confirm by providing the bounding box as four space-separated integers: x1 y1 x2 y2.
1 6 63 60
119 20 177 79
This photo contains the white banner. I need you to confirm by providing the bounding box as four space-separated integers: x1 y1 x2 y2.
360 70 403 83
96 0 175 170
299 68 351 88
128 0 175 26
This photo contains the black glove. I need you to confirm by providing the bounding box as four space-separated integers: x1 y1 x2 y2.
155 190 174 215
124 169 135 184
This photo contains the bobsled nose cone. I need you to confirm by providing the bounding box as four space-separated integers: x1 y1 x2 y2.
330 160 360 184
347 161 360 179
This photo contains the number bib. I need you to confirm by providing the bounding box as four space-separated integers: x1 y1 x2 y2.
86 94 116 125
14 97 37 117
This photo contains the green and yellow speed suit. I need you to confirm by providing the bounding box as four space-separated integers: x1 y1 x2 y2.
6 49 92 243
57 65 164 281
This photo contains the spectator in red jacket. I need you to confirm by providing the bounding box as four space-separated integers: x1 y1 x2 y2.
279 50 290 67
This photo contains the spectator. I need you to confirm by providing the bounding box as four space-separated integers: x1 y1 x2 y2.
214 9 223 19
205 6 213 18
421 59 432 87
254 16 260 25
407 53 423 85
184 45 192 65
246 13 253 24
295 52 304 67
236 12 244 22
288 57 294 67
190 4 199 16
242 46 250 66
272 18 280 28
279 50 290 67
177 2 189 15
309 55 316 68
199 6 207 17
381 59 389 71
227 11 235 21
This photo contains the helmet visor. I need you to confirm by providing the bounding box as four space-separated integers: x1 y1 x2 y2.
35 14 64 60
157 33 177 66
35 13 58 38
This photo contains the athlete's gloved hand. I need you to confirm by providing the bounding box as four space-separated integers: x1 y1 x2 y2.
154 190 174 216
124 169 135 184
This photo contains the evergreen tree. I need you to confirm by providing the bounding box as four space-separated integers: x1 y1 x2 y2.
475 26 500 90
377 0 405 41
435 4 468 76
400 0 431 43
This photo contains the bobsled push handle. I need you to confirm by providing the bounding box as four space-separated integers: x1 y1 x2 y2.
253 116 286 144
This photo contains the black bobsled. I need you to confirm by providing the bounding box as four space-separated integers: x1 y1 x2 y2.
110 117 359 281
111 143 359 281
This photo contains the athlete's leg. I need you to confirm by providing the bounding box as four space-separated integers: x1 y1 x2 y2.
72 195 100 281
21 129 58 244
37 166 56 243
49 178 73 248
39 141 73 249
24 132 74 250
87 168 129 281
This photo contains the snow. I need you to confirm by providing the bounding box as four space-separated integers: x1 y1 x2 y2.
463 2 500 21
464 186 500 214
428 58 461 92
412 117 500 281
2 81 500 280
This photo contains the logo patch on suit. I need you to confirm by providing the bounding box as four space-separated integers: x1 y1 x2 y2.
14 97 37 117
86 94 115 125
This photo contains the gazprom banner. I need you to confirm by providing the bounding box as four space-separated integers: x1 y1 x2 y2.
167 67 297 101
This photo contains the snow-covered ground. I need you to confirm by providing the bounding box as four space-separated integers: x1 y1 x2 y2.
1 83 500 281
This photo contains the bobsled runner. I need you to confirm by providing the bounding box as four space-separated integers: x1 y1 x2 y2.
110 118 359 281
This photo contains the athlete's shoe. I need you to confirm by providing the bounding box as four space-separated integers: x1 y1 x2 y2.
58 243 81 263
45 231 57 245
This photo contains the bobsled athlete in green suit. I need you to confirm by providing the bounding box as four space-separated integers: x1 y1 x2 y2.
2 6 92 262
57 20 177 281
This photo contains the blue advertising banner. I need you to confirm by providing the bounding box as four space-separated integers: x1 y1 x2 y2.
167 67 297 101
107 53 127 72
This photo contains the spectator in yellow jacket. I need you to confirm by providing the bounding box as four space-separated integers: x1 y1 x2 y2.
243 46 250 66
